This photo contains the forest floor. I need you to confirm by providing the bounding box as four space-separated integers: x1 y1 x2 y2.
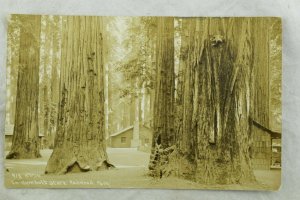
4 148 281 191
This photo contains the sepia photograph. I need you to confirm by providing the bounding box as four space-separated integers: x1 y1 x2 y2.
4 15 281 190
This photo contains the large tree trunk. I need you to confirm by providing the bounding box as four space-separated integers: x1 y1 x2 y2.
175 18 257 184
45 16 112 174
148 17 175 177
6 15 41 159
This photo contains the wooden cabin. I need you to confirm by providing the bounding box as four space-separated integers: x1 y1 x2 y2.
109 124 152 152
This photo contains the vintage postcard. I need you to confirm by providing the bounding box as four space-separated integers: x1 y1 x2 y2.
4 15 281 190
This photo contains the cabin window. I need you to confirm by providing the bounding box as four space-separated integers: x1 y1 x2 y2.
121 137 126 143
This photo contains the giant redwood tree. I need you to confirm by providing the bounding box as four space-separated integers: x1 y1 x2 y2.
176 18 258 184
149 17 264 184
45 16 112 174
6 15 41 159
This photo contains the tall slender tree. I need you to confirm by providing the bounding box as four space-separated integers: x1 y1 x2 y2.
45 16 112 174
148 17 175 176
49 16 62 147
40 15 53 146
6 15 41 159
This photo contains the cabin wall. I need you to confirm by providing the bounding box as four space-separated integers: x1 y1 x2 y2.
111 130 133 148
5 136 13 151
251 126 272 170
138 126 153 152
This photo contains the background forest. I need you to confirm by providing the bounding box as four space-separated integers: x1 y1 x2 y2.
5 15 281 190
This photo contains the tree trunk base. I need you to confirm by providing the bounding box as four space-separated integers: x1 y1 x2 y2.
194 158 257 185
6 150 41 159
148 145 194 179
148 145 257 185
45 145 114 174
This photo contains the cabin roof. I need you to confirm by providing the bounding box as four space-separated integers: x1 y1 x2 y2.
110 126 134 137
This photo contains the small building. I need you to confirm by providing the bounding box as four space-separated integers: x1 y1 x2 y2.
109 124 152 152
251 125 272 170
271 137 281 169
110 126 134 148
5 123 14 151
138 125 153 152
5 123 45 150
251 119 281 170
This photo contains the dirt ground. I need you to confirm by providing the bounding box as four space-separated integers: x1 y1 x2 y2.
4 148 281 190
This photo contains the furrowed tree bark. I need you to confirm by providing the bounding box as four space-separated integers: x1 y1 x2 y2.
6 15 41 159
148 17 175 177
45 16 113 174
175 18 257 184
